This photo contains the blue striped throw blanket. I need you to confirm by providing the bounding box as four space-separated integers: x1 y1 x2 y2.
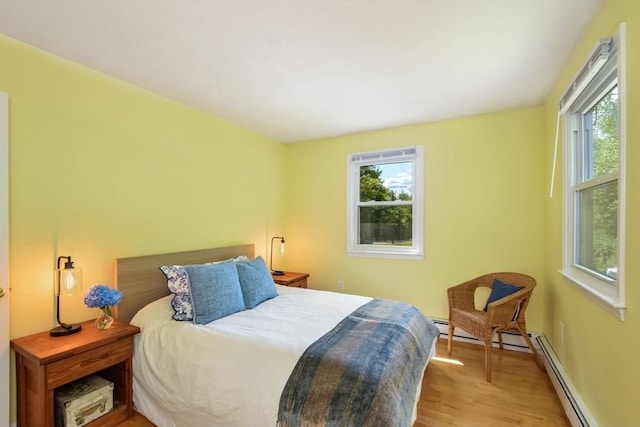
278 298 439 427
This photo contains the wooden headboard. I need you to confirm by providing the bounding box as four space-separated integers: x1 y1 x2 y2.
114 244 255 323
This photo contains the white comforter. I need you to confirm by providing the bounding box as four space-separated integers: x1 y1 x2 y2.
131 285 373 427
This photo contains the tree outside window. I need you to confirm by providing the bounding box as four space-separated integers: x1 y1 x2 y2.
577 86 618 280
359 164 412 246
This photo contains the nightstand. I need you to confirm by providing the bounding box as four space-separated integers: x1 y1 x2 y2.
10 319 140 427
272 271 309 288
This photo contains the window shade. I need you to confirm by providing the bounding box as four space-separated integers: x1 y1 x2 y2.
558 37 613 114
351 147 416 163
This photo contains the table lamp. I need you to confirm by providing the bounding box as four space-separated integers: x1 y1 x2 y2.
270 236 285 276
50 255 83 337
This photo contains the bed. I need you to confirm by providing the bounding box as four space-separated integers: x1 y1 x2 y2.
115 244 439 427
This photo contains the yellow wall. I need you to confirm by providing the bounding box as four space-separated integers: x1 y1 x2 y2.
3 1 637 425
0 34 285 339
283 107 546 328
543 0 640 425
1 34 286 423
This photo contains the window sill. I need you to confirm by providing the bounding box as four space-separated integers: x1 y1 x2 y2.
347 250 423 260
560 270 625 320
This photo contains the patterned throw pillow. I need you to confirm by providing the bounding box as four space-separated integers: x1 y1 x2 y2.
160 264 193 321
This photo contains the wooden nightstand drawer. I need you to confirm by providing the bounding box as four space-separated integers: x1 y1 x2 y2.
273 271 309 288
47 337 132 389
286 277 307 288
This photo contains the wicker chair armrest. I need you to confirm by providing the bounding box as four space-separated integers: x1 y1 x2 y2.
447 280 483 311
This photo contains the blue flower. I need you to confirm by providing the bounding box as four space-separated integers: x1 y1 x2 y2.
84 284 122 309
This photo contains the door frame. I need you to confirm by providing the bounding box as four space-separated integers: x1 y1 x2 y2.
0 92 10 427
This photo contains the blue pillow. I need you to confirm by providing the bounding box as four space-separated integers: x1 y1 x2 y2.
483 279 522 311
185 260 245 324
160 255 249 321
236 256 278 309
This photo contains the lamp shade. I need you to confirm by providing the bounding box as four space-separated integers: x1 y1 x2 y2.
58 265 81 296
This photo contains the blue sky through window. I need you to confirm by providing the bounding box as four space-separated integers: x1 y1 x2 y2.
378 161 412 197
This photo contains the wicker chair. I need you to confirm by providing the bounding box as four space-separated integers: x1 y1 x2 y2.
447 272 545 382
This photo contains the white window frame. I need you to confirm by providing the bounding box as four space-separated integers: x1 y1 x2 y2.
561 24 626 320
347 146 423 259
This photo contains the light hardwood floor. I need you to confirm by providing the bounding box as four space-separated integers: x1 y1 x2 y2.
119 338 569 427
415 339 569 427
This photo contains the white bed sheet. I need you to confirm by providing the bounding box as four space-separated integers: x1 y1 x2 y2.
130 285 434 426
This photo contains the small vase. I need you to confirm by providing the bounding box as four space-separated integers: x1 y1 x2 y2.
95 306 114 330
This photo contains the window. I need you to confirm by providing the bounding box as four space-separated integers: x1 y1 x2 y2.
562 25 626 319
347 146 423 259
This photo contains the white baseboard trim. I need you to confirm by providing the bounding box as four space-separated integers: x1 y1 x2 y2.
536 335 598 427
431 318 540 353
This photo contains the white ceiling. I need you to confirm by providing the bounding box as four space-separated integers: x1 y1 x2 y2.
0 0 602 143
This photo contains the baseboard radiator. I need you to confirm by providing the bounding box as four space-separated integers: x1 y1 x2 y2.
431 318 537 353
536 336 598 427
